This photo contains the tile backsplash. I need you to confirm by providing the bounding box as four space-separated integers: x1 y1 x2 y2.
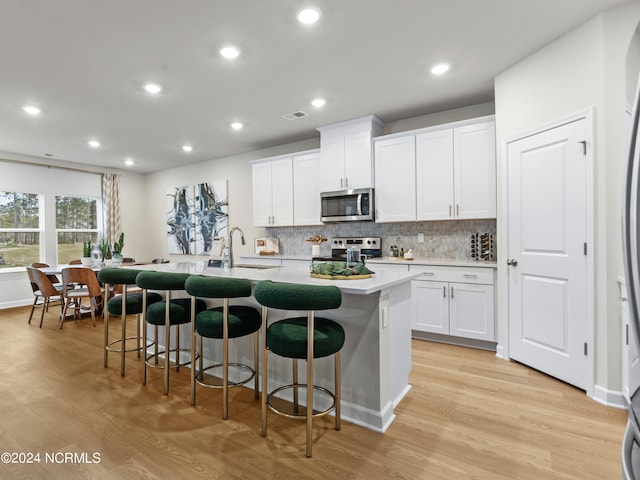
265 219 497 261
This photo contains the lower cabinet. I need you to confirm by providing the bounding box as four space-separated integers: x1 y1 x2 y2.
411 265 495 342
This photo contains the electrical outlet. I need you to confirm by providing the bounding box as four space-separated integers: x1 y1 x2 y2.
417 233 425 243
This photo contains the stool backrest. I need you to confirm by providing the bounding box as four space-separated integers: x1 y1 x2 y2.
253 280 341 311
135 270 190 291
185 275 252 299
98 267 144 286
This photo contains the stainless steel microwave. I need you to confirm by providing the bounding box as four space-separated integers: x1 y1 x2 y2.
320 188 374 222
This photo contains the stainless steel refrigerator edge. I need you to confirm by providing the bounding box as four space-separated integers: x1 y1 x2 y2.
621 68 640 479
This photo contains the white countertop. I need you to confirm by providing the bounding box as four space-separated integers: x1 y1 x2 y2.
240 253 497 269
131 261 419 295
368 257 498 269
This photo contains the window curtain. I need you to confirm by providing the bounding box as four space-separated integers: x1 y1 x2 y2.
102 173 121 244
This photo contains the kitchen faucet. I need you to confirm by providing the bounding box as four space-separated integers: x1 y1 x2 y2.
228 226 245 268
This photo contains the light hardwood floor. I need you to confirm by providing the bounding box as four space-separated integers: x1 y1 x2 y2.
0 306 627 479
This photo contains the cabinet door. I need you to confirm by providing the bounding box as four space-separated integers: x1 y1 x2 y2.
270 157 294 226
319 136 345 191
411 280 448 334
449 282 495 341
374 135 416 223
453 121 496 219
344 130 373 189
293 151 322 226
416 129 455 220
252 161 273 227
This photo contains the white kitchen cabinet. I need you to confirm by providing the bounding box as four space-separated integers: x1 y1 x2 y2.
317 115 383 192
373 116 496 224
251 156 293 227
411 265 495 342
416 129 455 220
416 119 496 220
374 135 416 222
293 150 322 226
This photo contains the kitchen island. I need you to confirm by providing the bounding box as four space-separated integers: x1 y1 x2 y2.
131 261 418 432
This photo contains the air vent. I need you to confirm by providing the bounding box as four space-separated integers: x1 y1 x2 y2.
282 110 309 120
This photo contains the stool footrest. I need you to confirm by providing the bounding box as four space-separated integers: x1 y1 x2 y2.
195 363 256 389
266 384 336 419
106 336 152 354
145 348 198 369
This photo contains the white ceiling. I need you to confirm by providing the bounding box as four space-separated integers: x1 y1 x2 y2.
0 0 635 173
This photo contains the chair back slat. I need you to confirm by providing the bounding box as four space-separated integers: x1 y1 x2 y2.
62 267 102 296
26 267 60 297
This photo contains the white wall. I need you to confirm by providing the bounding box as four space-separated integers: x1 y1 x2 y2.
494 2 640 394
142 138 320 264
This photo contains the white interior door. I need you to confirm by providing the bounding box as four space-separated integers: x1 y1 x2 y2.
507 116 590 390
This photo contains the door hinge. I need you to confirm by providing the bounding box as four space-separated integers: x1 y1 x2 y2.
579 140 587 155
584 342 588 355
583 242 587 256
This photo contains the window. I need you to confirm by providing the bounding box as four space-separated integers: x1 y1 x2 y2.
0 191 40 268
56 196 99 264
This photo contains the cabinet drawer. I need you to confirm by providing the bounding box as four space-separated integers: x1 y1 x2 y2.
410 265 494 284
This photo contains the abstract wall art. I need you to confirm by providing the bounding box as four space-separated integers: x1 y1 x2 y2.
166 180 228 255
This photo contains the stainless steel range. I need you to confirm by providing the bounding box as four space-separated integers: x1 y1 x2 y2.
314 237 382 263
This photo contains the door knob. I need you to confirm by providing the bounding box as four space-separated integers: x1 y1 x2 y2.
506 259 518 266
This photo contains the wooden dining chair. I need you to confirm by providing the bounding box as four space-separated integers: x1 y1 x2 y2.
31 262 62 286
68 259 82 265
26 266 65 328
60 267 103 329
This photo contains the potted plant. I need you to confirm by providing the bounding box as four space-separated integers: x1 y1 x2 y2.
306 234 327 257
81 238 92 266
112 232 124 267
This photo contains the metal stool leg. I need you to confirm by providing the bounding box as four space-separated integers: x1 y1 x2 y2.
261 306 268 437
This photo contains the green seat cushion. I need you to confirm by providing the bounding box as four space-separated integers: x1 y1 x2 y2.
146 297 206 326
195 305 261 339
267 317 345 359
107 291 162 316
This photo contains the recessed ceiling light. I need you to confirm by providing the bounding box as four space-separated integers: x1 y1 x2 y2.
23 105 41 115
430 63 450 75
219 45 241 59
143 83 162 94
88 140 101 148
231 122 244 130
125 159 134 166
297 7 321 24
311 98 326 108
182 145 193 152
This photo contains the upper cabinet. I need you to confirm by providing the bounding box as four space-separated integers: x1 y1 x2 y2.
374 135 417 222
251 156 294 227
375 116 496 223
251 149 321 227
317 115 383 192
292 150 322 226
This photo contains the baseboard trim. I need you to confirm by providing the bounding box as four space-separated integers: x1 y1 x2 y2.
592 384 626 410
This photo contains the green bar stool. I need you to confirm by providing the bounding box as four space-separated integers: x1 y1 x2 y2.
135 271 206 395
184 275 261 419
253 280 344 457
97 267 162 376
